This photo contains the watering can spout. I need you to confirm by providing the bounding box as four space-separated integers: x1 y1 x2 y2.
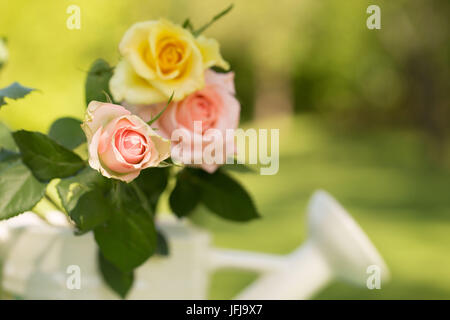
210 189 390 300
306 190 389 285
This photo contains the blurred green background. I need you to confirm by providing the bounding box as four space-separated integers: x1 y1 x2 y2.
0 0 449 299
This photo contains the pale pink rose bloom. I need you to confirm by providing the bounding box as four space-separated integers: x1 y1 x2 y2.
126 70 240 173
82 101 171 182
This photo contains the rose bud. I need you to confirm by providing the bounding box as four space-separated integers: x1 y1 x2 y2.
81 101 170 182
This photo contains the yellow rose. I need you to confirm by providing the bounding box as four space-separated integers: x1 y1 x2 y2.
110 19 229 105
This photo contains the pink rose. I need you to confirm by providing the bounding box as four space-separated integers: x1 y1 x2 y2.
128 70 240 173
82 101 171 182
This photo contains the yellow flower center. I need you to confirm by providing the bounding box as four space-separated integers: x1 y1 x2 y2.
156 38 188 75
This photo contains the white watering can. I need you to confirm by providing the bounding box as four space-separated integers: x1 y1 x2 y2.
0 190 389 299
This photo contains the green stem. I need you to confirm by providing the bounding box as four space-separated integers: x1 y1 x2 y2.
111 180 121 206
193 4 234 36
130 182 152 216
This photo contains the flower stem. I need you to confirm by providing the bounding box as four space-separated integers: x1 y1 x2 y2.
130 182 152 216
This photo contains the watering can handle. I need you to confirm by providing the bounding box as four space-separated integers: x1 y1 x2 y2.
209 248 285 273
208 241 333 300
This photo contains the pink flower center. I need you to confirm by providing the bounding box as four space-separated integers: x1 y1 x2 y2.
176 88 222 133
115 129 148 164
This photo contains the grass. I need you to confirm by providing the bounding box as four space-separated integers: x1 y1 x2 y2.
189 115 450 299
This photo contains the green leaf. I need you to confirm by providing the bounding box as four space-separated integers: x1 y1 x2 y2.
69 189 111 232
169 168 202 218
85 59 114 106
57 167 108 213
134 167 170 211
94 185 157 273
147 91 174 126
0 82 36 107
48 117 85 150
193 168 260 222
193 4 234 36
0 122 18 151
12 130 85 182
98 250 134 299
156 229 169 256
0 161 46 220
57 167 111 234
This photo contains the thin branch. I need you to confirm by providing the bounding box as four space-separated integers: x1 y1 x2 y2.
193 4 234 36
147 91 174 126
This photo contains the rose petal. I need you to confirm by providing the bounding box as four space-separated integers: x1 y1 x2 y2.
110 60 167 104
